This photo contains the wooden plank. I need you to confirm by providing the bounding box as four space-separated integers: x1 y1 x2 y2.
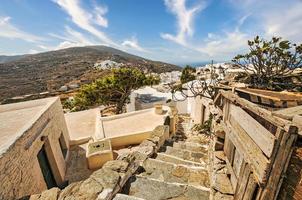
225 157 238 191
223 120 270 184
235 88 302 102
274 147 295 200
255 188 263 200
224 134 235 164
265 128 284 181
223 99 230 122
287 101 298 107
243 174 258 200
272 105 302 120
233 149 244 178
235 163 251 200
229 103 275 157
277 141 302 200
213 92 222 106
220 90 287 129
260 129 297 200
293 115 302 136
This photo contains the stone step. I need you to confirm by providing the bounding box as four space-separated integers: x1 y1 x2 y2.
140 158 210 188
155 152 206 167
172 141 208 153
123 175 210 200
184 135 210 146
159 146 208 164
114 193 146 200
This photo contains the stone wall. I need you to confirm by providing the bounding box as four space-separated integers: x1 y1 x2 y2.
0 98 70 200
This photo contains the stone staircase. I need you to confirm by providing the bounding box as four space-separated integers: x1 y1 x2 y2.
114 115 211 200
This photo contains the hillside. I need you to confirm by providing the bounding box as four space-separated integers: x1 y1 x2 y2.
0 46 180 101
0 55 24 63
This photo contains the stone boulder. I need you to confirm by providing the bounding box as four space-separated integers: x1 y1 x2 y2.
29 188 60 200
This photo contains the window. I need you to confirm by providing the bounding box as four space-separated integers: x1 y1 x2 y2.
59 133 67 159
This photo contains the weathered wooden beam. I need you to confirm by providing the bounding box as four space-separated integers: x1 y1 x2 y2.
272 105 302 121
274 146 295 200
220 90 288 129
235 88 302 102
225 156 238 191
243 174 258 200
260 127 298 200
229 103 275 157
233 149 244 178
234 163 251 200
224 133 235 165
223 121 270 184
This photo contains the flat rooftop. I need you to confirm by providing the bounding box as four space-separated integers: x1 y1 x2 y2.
0 97 58 157
66 107 169 144
101 108 167 138
65 108 100 145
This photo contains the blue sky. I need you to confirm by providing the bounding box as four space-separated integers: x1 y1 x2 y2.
0 0 302 64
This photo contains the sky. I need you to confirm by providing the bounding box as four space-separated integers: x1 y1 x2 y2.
0 0 302 64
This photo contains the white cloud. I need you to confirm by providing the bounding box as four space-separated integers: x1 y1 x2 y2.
161 0 206 46
228 0 302 43
56 41 85 49
198 30 249 59
160 0 302 61
30 26 97 54
28 40 89 55
94 5 108 27
195 13 252 59
263 2 302 43
28 49 39 54
50 26 94 46
122 37 148 53
53 0 117 46
160 0 251 60
0 16 43 42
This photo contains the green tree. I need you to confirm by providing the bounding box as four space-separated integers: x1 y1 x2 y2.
180 65 196 84
74 68 160 114
232 36 302 90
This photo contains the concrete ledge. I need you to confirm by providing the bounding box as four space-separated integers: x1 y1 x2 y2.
69 136 92 146
100 108 153 121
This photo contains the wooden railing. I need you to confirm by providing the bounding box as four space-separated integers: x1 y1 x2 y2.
214 90 298 200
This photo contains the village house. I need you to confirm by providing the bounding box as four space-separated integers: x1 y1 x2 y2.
0 97 70 199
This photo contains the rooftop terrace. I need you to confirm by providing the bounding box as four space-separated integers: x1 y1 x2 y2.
0 97 58 156
65 107 170 145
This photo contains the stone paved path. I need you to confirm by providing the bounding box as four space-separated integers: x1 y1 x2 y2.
115 115 211 200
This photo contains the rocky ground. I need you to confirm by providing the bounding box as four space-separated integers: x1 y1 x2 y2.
114 115 211 200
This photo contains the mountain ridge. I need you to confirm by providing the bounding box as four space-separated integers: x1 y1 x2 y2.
0 45 181 101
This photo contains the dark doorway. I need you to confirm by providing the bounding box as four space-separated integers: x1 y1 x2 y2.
164 116 170 126
201 104 206 124
37 145 57 189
